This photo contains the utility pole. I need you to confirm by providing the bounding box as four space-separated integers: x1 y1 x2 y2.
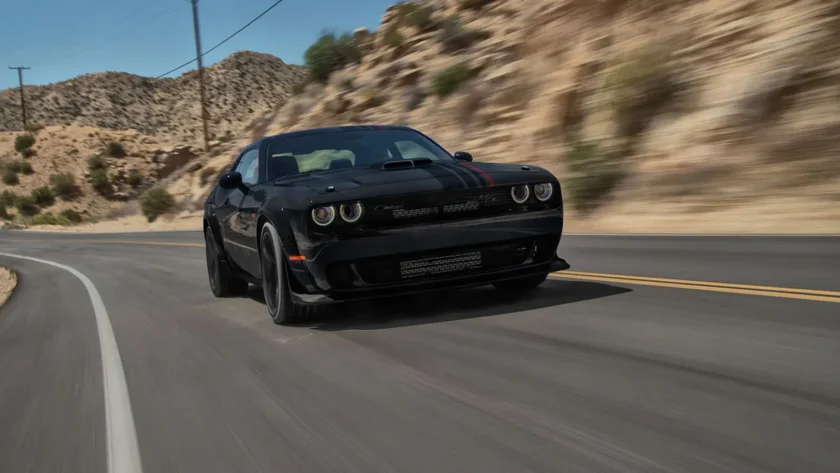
191 0 210 152
8 66 31 131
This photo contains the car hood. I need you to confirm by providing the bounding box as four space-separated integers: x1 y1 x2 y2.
274 161 556 200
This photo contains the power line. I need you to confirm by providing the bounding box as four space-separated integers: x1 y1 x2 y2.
155 0 286 79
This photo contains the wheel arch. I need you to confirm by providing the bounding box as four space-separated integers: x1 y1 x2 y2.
256 209 306 293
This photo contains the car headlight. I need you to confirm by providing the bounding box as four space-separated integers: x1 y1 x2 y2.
311 205 335 226
340 202 364 223
510 184 530 204
534 182 553 202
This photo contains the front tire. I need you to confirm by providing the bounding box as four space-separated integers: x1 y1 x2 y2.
205 226 249 297
259 222 311 325
493 272 549 291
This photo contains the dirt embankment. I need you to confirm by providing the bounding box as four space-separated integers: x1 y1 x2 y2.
0 267 17 307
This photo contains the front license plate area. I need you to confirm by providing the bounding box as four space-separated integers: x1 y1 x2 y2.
399 251 482 279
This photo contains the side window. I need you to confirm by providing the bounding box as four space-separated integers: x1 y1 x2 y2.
234 149 260 185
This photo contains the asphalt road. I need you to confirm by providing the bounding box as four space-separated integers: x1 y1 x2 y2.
1 230 839 473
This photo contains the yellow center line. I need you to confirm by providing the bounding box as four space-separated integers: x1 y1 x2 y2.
9 238 839 303
551 272 840 304
560 270 840 297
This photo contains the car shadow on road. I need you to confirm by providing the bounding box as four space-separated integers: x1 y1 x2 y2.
247 279 632 331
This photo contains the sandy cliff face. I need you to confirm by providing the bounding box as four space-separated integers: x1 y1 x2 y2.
257 0 840 232
3 0 840 232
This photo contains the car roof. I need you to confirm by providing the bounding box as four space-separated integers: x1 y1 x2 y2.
253 124 419 148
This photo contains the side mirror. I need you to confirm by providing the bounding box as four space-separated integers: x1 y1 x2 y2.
454 151 473 162
219 171 243 190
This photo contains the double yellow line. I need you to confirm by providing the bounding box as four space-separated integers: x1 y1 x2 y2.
552 270 840 304
9 238 840 303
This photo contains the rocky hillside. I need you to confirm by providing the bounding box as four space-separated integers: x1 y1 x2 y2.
0 51 306 143
242 0 839 232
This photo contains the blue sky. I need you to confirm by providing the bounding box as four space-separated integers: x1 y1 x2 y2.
0 0 395 90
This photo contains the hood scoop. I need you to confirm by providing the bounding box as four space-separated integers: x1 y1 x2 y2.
381 158 433 170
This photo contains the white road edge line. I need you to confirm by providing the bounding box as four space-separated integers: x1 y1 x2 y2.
0 253 143 473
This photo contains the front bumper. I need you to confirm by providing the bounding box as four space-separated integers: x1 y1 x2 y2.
286 208 568 304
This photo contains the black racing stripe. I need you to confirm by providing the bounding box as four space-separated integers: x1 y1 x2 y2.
420 162 467 190
440 162 482 188
430 162 470 189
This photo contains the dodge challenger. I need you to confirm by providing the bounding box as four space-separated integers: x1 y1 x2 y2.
203 125 570 324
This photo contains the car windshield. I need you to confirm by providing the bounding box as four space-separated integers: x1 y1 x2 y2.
265 129 454 179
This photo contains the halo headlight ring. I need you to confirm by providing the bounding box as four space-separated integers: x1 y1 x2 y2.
340 202 364 223
534 182 553 202
511 184 530 204
311 205 336 226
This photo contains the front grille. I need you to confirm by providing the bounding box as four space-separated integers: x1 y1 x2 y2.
327 236 558 288
365 188 515 227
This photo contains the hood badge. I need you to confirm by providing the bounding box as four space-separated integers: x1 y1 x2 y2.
325 185 336 193
521 165 531 171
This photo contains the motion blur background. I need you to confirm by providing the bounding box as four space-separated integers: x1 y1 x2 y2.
1 0 839 233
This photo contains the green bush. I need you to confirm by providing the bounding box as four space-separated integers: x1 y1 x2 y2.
383 26 405 49
140 187 176 222
5 161 22 173
21 148 35 158
31 186 55 207
59 209 83 224
439 15 475 52
51 173 81 200
106 141 126 158
88 154 107 171
2 169 19 185
126 169 143 188
563 137 626 213
15 195 39 216
304 31 363 83
90 169 111 196
29 212 71 226
0 190 16 208
14 134 35 154
432 63 472 98
605 45 678 138
20 161 33 175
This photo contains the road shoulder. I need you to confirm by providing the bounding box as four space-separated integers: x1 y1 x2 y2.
0 267 16 307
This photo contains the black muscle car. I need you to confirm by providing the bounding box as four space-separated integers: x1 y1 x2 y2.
203 125 570 324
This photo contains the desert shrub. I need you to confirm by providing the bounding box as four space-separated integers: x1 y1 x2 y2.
50 173 81 199
384 26 405 49
397 2 434 30
59 209 83 224
605 45 678 138
432 63 472 98
15 195 39 216
14 134 35 154
88 154 107 171
439 15 474 52
126 169 143 188
90 169 111 196
31 186 55 207
21 148 35 158
29 212 71 226
5 161 22 173
0 191 16 208
563 137 626 213
304 31 363 83
106 141 126 158
0 205 7 219
291 80 307 96
20 161 33 175
2 169 19 185
140 187 176 222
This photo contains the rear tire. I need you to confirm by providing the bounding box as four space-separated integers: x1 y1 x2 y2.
259 222 312 325
205 226 249 297
493 272 549 291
